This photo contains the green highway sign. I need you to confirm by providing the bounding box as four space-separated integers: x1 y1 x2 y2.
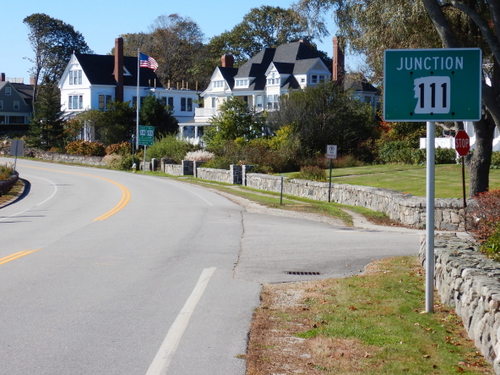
384 48 482 122
138 125 155 146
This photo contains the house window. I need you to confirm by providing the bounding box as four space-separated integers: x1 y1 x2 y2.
69 70 82 85
319 75 326 83
311 75 318 84
255 95 263 109
211 97 216 108
5 86 11 96
168 97 174 110
9 116 25 124
0 100 3 110
212 80 224 89
235 79 248 87
266 95 279 110
68 95 83 110
132 96 146 108
98 95 112 110
187 98 193 112
13 101 20 111
159 97 167 106
0 115 5 124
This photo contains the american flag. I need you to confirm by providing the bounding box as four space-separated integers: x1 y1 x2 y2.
139 53 159 71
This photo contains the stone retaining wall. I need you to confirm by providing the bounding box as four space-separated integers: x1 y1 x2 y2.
164 164 183 176
420 234 500 374
196 167 232 184
244 173 465 231
29 150 106 166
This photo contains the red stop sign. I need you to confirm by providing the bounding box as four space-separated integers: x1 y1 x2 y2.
455 130 470 156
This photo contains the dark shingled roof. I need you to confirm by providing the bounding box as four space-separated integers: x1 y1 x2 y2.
344 74 379 93
221 41 328 91
75 53 163 88
218 66 238 89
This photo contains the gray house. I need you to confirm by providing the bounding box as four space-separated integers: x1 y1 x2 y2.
0 73 33 134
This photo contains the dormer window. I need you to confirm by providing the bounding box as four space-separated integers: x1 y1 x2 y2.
266 72 280 86
235 79 248 87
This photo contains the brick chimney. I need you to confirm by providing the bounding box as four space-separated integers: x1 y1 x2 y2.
0 73 5 82
220 54 234 68
114 37 124 102
332 36 345 86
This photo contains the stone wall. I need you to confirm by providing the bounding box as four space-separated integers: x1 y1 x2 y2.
29 150 106 166
164 164 183 176
420 234 500 374
244 173 465 231
196 167 232 184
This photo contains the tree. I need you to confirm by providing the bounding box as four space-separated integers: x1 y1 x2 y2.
94 101 135 145
23 13 92 107
27 80 64 150
269 82 378 158
207 6 313 64
204 98 265 152
140 95 178 136
297 0 500 195
120 15 211 89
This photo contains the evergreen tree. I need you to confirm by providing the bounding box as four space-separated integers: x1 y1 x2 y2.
140 96 178 137
28 81 64 150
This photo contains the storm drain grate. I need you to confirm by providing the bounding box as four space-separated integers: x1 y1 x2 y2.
285 271 321 276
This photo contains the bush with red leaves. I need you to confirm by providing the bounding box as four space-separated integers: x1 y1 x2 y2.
466 190 500 243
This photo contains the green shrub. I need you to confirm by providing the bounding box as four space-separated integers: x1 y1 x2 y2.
491 151 500 169
480 225 500 261
118 154 141 170
202 156 233 170
146 135 195 163
65 140 105 156
295 165 327 181
105 142 131 156
377 141 424 164
0 163 14 180
333 155 364 168
435 147 456 164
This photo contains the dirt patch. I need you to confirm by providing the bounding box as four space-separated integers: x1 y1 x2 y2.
246 281 378 375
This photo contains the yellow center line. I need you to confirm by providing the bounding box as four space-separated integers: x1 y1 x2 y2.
0 249 41 265
25 165 131 222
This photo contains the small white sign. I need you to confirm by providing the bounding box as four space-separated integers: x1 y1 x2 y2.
326 145 337 159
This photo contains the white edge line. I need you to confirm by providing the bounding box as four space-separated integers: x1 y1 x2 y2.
0 176 58 222
145 267 217 375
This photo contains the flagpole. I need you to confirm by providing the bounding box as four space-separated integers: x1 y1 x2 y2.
136 49 140 151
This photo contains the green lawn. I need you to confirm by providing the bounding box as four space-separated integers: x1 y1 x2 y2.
288 164 500 198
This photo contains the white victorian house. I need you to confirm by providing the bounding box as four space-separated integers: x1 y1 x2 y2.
59 38 199 141
188 41 331 138
183 38 380 145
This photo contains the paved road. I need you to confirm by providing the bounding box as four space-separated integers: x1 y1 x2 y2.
0 158 421 374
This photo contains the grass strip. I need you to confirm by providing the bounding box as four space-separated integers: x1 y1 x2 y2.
247 257 493 375
0 180 24 206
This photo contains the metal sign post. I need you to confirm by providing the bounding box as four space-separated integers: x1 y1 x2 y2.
425 121 435 313
10 139 25 171
384 48 482 313
326 145 337 203
455 130 470 208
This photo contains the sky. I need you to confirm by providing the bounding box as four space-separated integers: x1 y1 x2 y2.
0 0 346 83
